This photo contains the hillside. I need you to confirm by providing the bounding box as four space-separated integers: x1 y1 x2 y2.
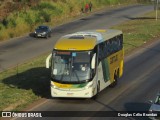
0 0 39 21
0 0 151 41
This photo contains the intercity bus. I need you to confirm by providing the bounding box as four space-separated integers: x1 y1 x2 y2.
46 29 124 98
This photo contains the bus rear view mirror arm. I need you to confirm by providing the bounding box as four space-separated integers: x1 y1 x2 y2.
46 54 52 68
91 53 96 69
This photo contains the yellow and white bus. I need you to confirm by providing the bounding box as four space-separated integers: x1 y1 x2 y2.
46 29 124 98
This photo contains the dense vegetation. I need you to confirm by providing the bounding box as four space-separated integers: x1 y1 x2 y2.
0 0 151 41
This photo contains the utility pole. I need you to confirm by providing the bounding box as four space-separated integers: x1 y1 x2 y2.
155 0 159 21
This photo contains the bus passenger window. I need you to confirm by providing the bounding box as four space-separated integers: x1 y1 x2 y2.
106 41 111 56
110 40 114 54
104 42 108 57
98 43 104 60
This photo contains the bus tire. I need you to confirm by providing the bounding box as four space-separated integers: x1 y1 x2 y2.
117 69 120 78
110 74 117 88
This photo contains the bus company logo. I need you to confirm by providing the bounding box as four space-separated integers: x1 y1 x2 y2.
1 112 42 118
2 112 11 117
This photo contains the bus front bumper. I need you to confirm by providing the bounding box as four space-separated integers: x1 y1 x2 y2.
50 86 94 98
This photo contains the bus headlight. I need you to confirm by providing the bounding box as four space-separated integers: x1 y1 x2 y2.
51 81 58 89
52 85 58 89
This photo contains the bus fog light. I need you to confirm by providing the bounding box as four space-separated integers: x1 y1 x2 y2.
51 81 58 89
51 84 58 89
53 85 58 89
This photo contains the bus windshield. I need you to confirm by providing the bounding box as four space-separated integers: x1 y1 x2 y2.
51 51 93 83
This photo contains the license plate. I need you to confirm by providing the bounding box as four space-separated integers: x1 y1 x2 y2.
67 93 74 96
38 34 41 36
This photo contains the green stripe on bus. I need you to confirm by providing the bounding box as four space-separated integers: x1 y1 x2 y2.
72 83 87 88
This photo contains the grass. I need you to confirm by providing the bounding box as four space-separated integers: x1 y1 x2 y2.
0 0 148 41
0 10 160 111
112 11 160 54
0 55 50 111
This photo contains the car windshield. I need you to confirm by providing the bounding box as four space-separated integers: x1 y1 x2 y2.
51 51 92 83
155 95 160 105
37 26 48 30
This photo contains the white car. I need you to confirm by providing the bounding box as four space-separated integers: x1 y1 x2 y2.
149 92 160 120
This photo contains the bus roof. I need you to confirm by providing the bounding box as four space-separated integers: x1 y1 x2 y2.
54 29 122 51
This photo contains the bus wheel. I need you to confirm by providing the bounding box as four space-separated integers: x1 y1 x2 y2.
110 75 117 88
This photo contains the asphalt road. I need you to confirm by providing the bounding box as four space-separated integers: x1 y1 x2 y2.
0 4 153 72
14 35 160 120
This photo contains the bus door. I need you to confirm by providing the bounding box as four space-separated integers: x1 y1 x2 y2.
98 43 110 83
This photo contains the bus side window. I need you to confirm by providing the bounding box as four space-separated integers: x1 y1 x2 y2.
107 40 111 56
119 34 122 50
113 37 117 53
116 37 120 53
101 43 105 58
110 39 114 54
120 34 123 49
116 34 123 51
98 44 101 60
104 41 108 57
98 43 105 60
117 36 120 51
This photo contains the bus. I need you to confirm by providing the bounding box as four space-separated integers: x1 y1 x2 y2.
46 29 124 98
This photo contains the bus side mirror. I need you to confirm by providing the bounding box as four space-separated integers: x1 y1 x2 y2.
91 53 96 69
46 54 52 68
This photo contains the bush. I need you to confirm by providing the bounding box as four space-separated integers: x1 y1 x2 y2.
0 29 10 41
0 23 5 30
2 18 8 28
25 14 33 25
9 32 14 38
32 2 56 10
8 18 17 28
40 11 51 23
34 13 44 24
